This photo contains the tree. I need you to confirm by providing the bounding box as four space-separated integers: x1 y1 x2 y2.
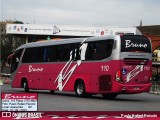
1 36 13 72
6 19 24 24
0 19 24 73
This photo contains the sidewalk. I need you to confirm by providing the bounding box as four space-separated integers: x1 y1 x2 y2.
150 83 160 95
150 90 160 95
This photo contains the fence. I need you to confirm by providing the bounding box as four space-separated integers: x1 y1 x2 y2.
150 81 160 94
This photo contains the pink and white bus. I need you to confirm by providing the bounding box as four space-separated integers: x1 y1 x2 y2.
10 35 152 99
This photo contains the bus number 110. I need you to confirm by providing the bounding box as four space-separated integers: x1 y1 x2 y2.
101 65 109 71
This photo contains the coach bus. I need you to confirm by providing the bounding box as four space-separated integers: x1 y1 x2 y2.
10 35 152 99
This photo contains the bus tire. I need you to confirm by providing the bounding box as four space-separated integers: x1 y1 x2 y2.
75 80 87 97
23 80 29 92
102 94 117 99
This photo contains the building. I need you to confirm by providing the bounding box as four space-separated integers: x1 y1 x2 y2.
6 24 142 42
0 22 26 73
138 25 160 78
1 23 160 77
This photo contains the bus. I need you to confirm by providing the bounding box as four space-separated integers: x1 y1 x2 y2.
10 35 152 99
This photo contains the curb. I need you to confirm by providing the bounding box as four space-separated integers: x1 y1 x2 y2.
150 91 160 95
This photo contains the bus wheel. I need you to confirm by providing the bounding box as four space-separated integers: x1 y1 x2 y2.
102 94 117 99
23 81 29 92
75 81 86 97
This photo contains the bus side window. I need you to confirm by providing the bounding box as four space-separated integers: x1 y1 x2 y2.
75 44 81 60
22 48 36 63
70 44 80 61
35 47 45 62
46 45 59 62
59 44 73 61
85 40 114 61
85 42 96 60
43 47 47 62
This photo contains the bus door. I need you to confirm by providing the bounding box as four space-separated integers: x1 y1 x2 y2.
120 35 152 85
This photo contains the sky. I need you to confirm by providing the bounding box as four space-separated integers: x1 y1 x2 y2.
1 0 160 26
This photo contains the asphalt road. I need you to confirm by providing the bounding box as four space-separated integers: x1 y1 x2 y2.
1 84 160 111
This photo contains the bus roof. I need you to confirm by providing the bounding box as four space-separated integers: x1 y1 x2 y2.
15 35 117 51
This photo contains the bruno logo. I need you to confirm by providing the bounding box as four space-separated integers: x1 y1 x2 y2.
125 40 147 48
29 65 43 72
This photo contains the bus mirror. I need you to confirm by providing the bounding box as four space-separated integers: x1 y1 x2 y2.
7 54 14 65
16 57 19 62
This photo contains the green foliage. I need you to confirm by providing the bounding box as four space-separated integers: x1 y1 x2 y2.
1 38 12 66
1 19 25 71
5 19 24 24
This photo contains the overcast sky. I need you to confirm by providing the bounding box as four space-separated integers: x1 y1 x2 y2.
1 0 160 26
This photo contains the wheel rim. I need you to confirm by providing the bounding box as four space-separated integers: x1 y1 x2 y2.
77 84 84 95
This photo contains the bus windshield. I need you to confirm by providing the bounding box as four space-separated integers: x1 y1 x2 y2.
121 35 151 53
11 49 23 73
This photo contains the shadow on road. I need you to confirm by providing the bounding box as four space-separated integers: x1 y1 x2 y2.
10 89 146 102
2 84 150 102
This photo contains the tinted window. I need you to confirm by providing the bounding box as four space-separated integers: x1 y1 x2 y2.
21 40 115 63
22 48 36 63
121 35 151 53
46 45 60 62
35 47 45 62
85 40 114 60
46 44 80 62
22 47 47 63
59 44 74 61
73 44 81 60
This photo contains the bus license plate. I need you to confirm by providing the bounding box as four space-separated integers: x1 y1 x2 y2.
133 87 139 90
